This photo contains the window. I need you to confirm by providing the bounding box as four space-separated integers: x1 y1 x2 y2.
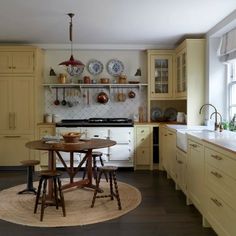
227 61 236 120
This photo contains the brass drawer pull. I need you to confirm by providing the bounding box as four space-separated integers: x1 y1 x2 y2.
211 154 222 160
210 197 222 207
4 135 21 138
177 160 183 164
210 171 222 178
168 133 173 136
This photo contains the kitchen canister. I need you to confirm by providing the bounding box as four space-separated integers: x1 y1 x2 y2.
44 114 52 123
177 112 185 123
52 114 61 123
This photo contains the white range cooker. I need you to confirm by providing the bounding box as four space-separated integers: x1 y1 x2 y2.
55 118 134 168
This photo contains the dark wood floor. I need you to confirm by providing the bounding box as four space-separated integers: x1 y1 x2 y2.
0 170 216 236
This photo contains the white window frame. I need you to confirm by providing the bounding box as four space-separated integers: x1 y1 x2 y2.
227 62 236 120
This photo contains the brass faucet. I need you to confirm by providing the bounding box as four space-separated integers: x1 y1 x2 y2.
199 103 218 131
210 111 223 132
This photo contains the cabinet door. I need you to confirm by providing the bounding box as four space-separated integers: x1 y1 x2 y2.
0 135 33 166
0 52 12 73
175 49 187 98
150 54 173 98
0 78 11 132
12 77 34 134
166 130 177 180
187 140 204 212
136 147 150 165
0 51 34 74
11 52 34 74
176 148 187 194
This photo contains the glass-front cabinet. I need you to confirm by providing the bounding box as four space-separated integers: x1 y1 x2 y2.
148 51 174 99
175 48 187 98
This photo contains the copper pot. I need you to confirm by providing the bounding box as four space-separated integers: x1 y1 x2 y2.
97 92 109 104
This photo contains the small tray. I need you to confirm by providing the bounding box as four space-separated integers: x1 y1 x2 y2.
128 81 140 84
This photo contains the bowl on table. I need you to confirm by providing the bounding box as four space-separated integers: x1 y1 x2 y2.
62 132 83 143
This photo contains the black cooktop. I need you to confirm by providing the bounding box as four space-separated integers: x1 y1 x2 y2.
56 118 133 127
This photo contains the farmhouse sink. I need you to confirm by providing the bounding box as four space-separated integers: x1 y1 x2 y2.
176 126 213 152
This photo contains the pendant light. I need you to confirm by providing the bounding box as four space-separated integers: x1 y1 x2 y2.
59 13 85 75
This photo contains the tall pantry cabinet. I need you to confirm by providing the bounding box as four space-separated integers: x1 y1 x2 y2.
0 46 44 167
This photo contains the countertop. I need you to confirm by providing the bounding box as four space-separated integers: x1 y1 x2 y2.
166 124 236 154
187 130 236 154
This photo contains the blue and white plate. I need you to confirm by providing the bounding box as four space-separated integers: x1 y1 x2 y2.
107 59 124 77
66 65 84 76
87 59 103 75
151 107 163 121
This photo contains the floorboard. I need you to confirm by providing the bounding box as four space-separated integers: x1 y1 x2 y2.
0 170 217 236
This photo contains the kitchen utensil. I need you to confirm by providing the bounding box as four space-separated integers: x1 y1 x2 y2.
54 88 60 105
61 88 67 106
128 90 136 98
97 91 109 104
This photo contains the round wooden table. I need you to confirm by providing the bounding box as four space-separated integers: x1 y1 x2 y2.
25 139 116 198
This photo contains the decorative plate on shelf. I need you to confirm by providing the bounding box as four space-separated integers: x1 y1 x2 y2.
164 107 177 121
151 107 163 121
87 59 103 75
107 59 124 77
66 65 84 76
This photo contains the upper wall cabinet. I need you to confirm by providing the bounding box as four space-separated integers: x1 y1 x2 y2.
175 47 187 98
176 39 205 125
147 50 174 99
0 50 34 74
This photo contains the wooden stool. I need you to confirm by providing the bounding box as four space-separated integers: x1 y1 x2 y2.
82 151 108 182
18 160 40 195
91 166 122 210
34 170 66 221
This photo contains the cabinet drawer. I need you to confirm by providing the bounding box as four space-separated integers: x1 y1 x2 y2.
206 164 236 210
136 147 150 165
136 127 151 147
39 127 55 138
206 189 236 236
205 147 236 180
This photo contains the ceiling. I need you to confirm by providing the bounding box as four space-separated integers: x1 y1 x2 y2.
0 0 235 49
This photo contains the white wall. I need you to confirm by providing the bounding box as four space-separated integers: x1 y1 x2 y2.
43 49 148 120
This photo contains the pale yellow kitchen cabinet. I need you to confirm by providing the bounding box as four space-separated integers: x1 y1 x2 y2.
0 134 34 166
0 51 34 74
37 124 55 169
147 50 174 99
0 77 34 134
0 46 44 166
175 148 187 195
175 39 205 124
187 138 205 215
165 129 177 180
134 124 153 170
204 144 236 236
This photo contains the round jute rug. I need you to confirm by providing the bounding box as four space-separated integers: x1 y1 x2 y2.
0 179 141 227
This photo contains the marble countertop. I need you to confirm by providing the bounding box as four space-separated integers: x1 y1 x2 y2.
187 130 236 153
166 124 236 154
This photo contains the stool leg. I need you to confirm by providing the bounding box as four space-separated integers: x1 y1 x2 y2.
100 156 108 182
34 177 43 214
91 171 102 208
53 177 59 210
40 178 48 221
57 177 66 217
113 172 122 210
93 156 97 182
109 172 114 200
18 165 37 194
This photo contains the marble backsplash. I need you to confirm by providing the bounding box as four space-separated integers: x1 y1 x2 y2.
44 86 147 121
